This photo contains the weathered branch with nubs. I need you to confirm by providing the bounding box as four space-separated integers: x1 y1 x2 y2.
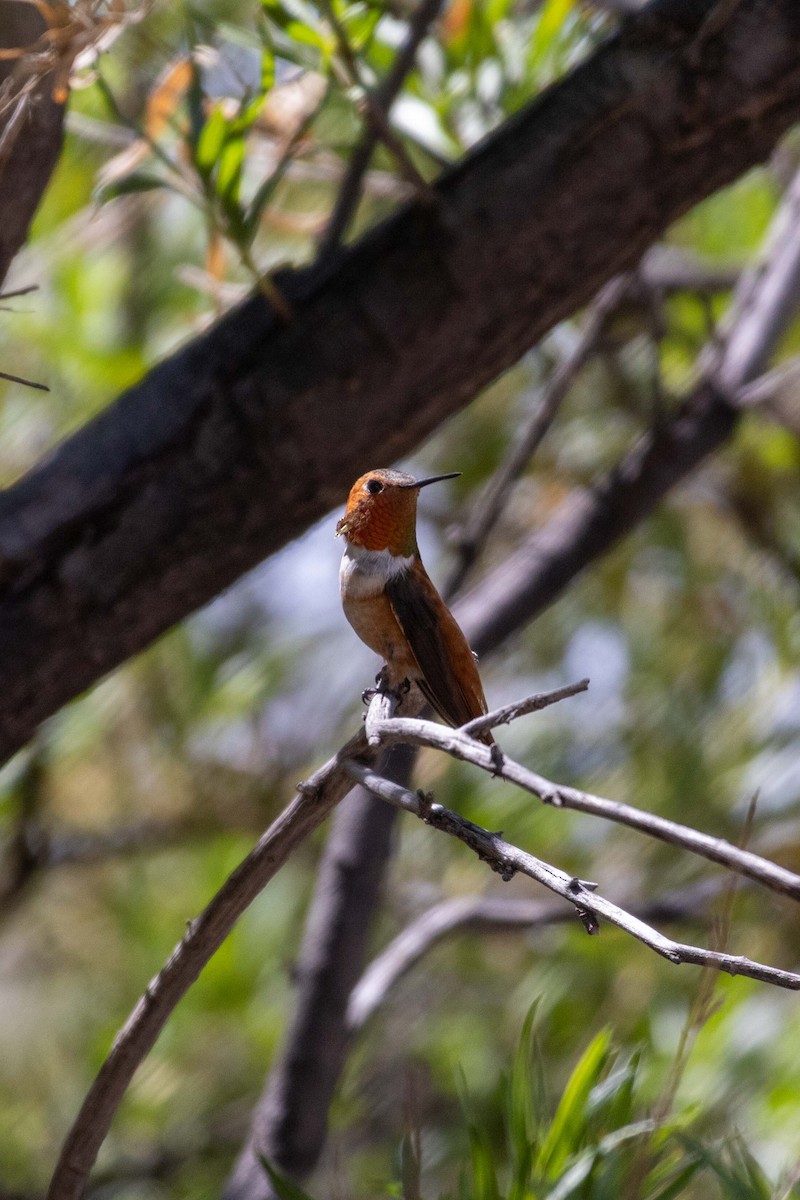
344 692 800 990
46 680 800 1200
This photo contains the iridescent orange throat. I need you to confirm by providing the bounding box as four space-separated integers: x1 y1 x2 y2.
336 492 418 557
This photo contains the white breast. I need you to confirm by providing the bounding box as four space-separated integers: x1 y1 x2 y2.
339 541 413 599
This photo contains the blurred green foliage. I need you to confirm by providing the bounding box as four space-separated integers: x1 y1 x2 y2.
1 0 800 1197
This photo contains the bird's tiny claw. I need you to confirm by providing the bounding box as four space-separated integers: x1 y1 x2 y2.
489 742 504 775
362 686 378 705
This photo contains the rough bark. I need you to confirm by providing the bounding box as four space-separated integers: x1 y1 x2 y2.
1 0 799 763
0 2 66 286
224 746 414 1199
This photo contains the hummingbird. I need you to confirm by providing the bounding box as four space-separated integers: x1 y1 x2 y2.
337 468 493 744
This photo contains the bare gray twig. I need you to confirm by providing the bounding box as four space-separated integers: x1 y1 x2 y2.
343 759 800 992
460 678 589 739
347 879 728 1032
735 354 800 433
364 706 800 902
704 169 800 395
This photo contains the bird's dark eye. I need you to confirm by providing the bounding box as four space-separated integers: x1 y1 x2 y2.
366 478 383 494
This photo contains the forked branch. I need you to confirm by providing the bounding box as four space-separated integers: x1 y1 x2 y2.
361 697 800 901
343 689 800 991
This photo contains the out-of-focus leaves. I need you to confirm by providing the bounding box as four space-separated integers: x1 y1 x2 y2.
2 0 800 1195
261 1158 318 1199
535 1027 612 1177
94 170 171 200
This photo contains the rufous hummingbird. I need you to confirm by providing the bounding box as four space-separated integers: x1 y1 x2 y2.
337 468 493 744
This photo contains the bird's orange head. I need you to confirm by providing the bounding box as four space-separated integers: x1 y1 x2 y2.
336 468 460 556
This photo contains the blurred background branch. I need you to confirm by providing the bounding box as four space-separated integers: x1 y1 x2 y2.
3 1 800 1198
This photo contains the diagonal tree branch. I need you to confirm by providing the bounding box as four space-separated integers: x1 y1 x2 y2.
363 708 800 901
1 0 800 763
445 274 633 597
458 165 800 652
343 758 800 991
0 2 67 287
43 718 397 1200
346 879 729 1032
321 0 436 200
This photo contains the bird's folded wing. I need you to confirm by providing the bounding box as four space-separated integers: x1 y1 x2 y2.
385 568 487 729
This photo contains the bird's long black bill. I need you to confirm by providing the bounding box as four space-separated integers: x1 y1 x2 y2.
408 471 461 489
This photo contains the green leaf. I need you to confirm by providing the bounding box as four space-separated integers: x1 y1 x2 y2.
260 42 276 93
195 106 228 176
533 0 575 48
647 1158 706 1200
542 1147 597 1200
260 1158 317 1200
536 1028 612 1179
467 1121 502 1200
587 1048 640 1129
673 1135 773 1200
216 133 246 203
506 1000 542 1192
95 172 170 202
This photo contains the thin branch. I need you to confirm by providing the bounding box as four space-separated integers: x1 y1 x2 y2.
0 811 285 920
364 706 800 902
343 760 800 991
459 677 589 739
444 244 743 599
347 879 728 1032
44 720 393 1200
445 274 632 596
322 0 434 199
0 2 65 286
0 368 49 390
639 246 739 295
0 282 38 300
735 354 800 436
317 0 443 261
704 168 800 395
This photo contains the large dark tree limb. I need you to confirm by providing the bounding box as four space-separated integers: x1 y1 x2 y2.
1 0 800 763
0 2 66 286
